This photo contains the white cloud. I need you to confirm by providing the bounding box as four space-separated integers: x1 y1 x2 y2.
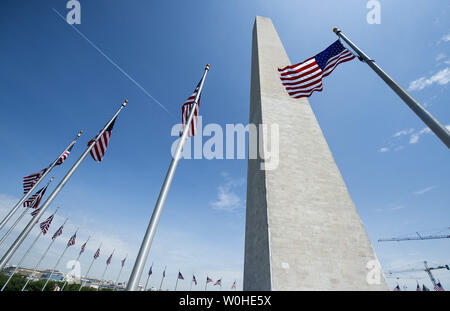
379 147 389 153
436 53 446 61
393 128 414 137
210 173 245 212
413 186 436 195
408 67 450 91
409 127 431 144
441 33 450 42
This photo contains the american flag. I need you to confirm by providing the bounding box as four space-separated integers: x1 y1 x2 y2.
279 40 355 98
94 247 100 259
88 118 117 162
192 275 197 285
22 169 46 194
181 80 202 137
121 257 126 267
231 280 236 289
422 284 430 291
52 224 64 240
416 283 422 291
56 144 74 165
31 207 41 217
214 279 221 286
148 265 153 276
67 232 76 247
80 241 87 255
24 183 49 208
434 282 444 291
178 271 184 280
206 276 213 284
393 285 401 291
163 268 166 278
106 252 113 265
39 215 54 235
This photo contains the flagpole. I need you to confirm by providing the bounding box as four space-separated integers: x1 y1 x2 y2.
190 275 193 291
0 101 127 270
21 217 68 291
97 248 114 291
60 235 90 291
175 269 180 291
0 177 55 247
0 131 82 232
159 266 166 290
41 228 78 291
114 254 127 291
333 28 450 149
205 276 208 291
127 65 210 291
79 242 102 291
1 228 43 291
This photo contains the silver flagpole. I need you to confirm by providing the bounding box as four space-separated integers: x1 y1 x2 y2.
0 101 127 270
1 230 43 291
97 248 114 291
79 242 102 291
333 28 450 149
60 235 90 291
0 131 82 232
21 217 68 291
159 266 166 290
114 254 127 291
127 65 210 291
0 177 55 247
41 228 78 291
144 262 153 291
1 207 60 291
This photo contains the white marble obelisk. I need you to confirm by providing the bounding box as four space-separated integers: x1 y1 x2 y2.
244 16 387 291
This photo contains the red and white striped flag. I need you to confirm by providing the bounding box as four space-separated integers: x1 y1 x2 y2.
52 224 64 240
393 285 401 291
181 80 202 137
434 282 444 291
88 118 117 162
214 279 222 286
22 169 46 194
80 242 87 255
94 247 101 259
231 280 236 289
148 265 153 276
24 182 49 208
121 257 126 267
206 276 213 284
56 144 74 165
192 275 197 285
106 252 113 265
279 40 355 98
39 215 54 235
67 232 76 247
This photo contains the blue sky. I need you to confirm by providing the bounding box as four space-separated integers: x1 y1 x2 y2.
0 0 449 291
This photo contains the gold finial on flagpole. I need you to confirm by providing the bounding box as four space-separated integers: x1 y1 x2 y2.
206 64 210 70
333 27 340 33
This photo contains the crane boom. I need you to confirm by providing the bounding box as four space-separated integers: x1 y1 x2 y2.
387 261 449 288
378 233 450 242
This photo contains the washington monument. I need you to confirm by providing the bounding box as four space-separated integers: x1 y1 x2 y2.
244 16 388 290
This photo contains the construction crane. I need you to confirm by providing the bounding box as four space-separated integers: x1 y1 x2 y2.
387 261 449 289
378 227 450 242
